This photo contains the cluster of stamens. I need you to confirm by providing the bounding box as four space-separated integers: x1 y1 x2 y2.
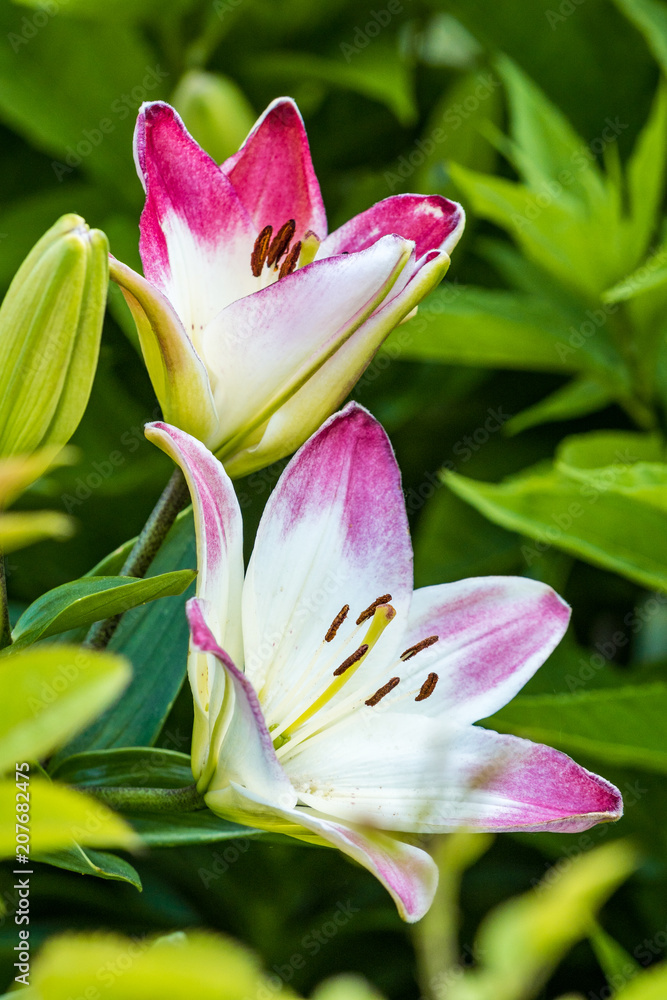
270 592 441 752
250 219 302 280
324 593 439 708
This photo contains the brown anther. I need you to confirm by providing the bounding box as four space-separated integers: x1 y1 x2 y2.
278 240 301 279
250 225 273 277
365 676 400 706
266 219 296 267
356 594 392 625
333 643 368 676
325 604 349 642
400 635 439 661
415 672 439 702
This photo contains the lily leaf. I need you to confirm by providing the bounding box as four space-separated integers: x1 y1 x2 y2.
484 683 667 773
54 511 197 759
34 844 142 889
50 747 194 789
11 569 196 649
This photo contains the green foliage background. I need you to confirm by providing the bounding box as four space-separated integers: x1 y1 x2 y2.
3 0 667 996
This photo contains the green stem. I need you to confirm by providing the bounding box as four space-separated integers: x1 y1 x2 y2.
84 467 190 650
0 552 11 652
85 782 206 813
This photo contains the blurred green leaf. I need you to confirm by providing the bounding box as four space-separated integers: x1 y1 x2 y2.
447 841 637 1000
0 777 139 856
0 644 130 772
253 47 416 125
589 922 641 993
172 70 255 164
18 928 296 1000
505 377 616 435
11 569 196 649
612 0 667 76
396 286 625 376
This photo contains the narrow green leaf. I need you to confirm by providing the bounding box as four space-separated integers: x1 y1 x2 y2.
126 811 262 847
589 922 641 992
505 377 616 435
34 845 142 889
612 0 667 76
50 747 194 789
11 569 196 649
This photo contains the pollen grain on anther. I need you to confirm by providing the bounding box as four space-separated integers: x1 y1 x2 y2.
415 672 439 702
325 604 350 642
267 219 296 267
250 225 273 277
333 643 368 676
279 240 301 279
365 676 400 706
356 594 392 625
400 635 439 661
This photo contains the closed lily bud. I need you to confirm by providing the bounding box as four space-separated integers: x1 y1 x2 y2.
172 70 256 164
0 214 108 460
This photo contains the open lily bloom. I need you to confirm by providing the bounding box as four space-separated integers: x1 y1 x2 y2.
145 405 622 922
116 98 464 477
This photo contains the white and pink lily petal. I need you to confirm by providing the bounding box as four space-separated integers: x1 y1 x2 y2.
117 97 464 477
145 405 622 923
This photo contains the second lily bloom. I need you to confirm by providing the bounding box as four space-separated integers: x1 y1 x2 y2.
113 97 464 477
146 405 622 923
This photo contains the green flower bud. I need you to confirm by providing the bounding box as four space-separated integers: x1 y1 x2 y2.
172 70 255 164
0 214 108 459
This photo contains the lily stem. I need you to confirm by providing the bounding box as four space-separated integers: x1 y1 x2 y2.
85 782 207 813
0 552 12 652
84 467 190 650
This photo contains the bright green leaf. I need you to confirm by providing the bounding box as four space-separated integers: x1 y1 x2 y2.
0 778 140 855
0 645 130 773
11 569 196 649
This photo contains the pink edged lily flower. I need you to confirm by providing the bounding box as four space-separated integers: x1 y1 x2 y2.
145 404 622 922
115 98 464 477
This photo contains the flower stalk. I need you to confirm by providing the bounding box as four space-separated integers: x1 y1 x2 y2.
0 552 11 652
85 782 207 813
85 467 190 649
